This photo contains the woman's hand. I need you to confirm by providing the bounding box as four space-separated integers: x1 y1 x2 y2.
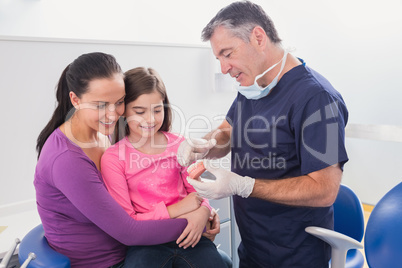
202 208 220 242
176 206 210 249
167 192 203 218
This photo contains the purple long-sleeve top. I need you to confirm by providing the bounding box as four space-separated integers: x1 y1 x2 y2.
34 128 187 267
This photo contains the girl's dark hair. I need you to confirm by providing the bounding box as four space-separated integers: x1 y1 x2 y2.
36 52 123 157
114 67 172 144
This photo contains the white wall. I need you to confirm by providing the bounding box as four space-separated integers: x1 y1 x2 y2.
0 38 239 207
1 0 402 207
0 0 230 45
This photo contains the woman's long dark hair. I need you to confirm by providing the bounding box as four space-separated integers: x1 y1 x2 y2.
114 67 172 144
36 52 123 158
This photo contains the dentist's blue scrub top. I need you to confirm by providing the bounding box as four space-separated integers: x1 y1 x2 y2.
226 61 349 268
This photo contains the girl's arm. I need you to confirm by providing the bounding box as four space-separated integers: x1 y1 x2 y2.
53 151 186 245
171 164 213 248
166 192 203 218
181 165 213 214
101 151 172 220
101 148 203 220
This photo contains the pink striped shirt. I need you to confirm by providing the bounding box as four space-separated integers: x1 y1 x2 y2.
101 132 211 220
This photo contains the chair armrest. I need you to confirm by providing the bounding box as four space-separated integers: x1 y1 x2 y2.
0 238 20 268
305 226 363 268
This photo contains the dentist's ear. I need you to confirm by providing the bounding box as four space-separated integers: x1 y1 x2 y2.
251 26 268 48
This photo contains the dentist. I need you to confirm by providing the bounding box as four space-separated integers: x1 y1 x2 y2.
180 1 349 267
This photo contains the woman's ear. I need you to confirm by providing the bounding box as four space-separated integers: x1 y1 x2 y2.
69 91 80 109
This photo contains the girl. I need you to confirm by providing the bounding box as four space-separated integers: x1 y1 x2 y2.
34 53 188 268
101 67 230 267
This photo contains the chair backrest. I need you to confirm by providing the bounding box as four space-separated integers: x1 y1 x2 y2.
18 224 70 268
365 181 402 268
333 184 365 242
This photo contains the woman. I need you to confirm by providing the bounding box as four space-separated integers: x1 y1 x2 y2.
34 52 192 267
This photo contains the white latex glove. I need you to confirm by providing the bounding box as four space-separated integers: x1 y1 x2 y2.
187 160 255 199
177 138 217 167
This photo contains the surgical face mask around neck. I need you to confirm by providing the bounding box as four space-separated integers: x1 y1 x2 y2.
236 49 289 100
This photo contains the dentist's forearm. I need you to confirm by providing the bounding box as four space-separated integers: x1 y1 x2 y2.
203 120 232 159
250 164 342 207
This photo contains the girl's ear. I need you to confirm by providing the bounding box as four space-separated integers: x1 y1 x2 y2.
69 91 80 109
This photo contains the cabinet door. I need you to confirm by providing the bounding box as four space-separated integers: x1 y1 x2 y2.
209 197 231 222
231 218 241 267
213 221 231 257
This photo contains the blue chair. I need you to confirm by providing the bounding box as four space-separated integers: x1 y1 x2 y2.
307 181 402 268
18 224 70 268
364 181 402 267
306 184 365 268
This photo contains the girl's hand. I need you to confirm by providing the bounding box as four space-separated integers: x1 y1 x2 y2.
176 206 210 249
167 192 203 218
203 208 220 242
